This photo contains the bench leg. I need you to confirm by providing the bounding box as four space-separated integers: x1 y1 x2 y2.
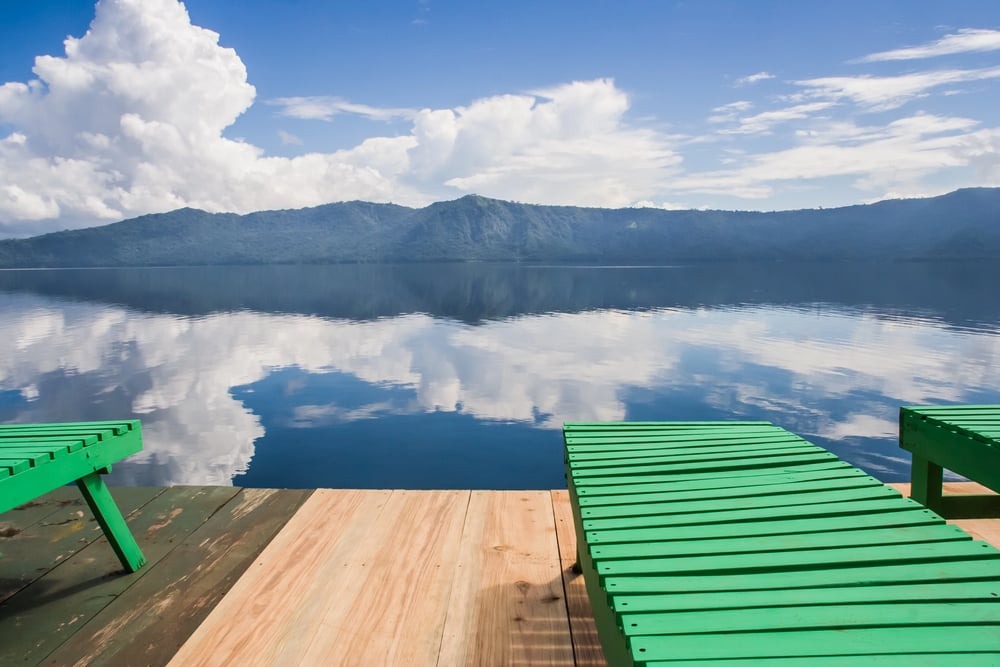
76 473 147 572
909 454 943 514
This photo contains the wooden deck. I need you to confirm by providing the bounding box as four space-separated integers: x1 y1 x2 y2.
1 483 998 666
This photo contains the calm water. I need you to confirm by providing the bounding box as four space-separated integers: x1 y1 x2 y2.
1 262 998 489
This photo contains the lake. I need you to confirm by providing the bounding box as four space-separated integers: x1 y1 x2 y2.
1 261 998 489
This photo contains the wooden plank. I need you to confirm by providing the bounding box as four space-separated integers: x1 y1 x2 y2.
42 488 314 667
438 491 573 666
0 486 164 603
297 489 470 666
167 489 393 667
0 486 239 665
171 489 473 667
0 484 81 532
551 490 607 667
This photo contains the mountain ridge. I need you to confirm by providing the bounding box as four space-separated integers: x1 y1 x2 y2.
0 188 998 267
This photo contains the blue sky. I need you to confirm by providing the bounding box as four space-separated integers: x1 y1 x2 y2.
1 0 998 236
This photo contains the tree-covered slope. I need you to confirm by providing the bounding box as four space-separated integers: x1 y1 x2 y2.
0 188 997 267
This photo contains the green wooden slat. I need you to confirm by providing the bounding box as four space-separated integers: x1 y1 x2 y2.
566 431 801 448
0 421 135 433
569 444 821 469
587 507 943 544
0 439 88 455
578 485 900 521
598 540 999 577
589 524 970 561
0 452 51 468
567 439 812 461
630 626 1000 662
646 655 1000 667
573 460 853 488
576 466 868 497
570 450 840 478
613 580 1000 613
579 474 883 508
564 421 772 429
0 436 97 449
624 601 1000 636
583 497 923 531
0 459 31 475
603 557 1000 595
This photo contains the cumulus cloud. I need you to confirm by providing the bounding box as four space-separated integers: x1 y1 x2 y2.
857 28 1000 63
0 0 680 236
277 129 302 145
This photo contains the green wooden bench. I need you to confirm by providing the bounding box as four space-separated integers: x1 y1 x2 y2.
901 405 1000 518
0 421 146 572
564 421 1000 666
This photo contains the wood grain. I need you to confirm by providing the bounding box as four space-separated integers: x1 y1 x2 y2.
438 490 574 667
550 490 607 667
167 489 393 667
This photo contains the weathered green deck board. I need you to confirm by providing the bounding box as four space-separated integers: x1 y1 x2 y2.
0 484 80 531
565 420 1000 666
613 580 1000 613
0 486 241 665
41 487 314 667
0 486 165 604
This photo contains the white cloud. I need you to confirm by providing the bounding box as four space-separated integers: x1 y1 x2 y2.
736 71 775 86
268 96 417 122
0 1 681 236
795 66 1000 111
721 102 835 135
858 28 1000 63
670 112 985 200
277 129 302 145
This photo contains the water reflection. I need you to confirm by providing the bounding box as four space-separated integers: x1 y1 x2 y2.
0 263 998 488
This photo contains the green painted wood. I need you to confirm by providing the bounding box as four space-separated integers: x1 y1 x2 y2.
589 524 971 562
604 557 1000 595
612 579 1000 613
901 405 1000 518
0 421 148 573
583 497 925 531
0 485 241 666
587 508 943 545
573 460 853 488
42 487 314 667
647 656 1000 667
0 486 164 604
76 472 146 572
630 626 1000 663
576 466 868 497
565 420 1000 667
624 601 1000 636
578 474 883 508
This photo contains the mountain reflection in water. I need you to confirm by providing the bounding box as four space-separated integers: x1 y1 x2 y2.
1 262 998 489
